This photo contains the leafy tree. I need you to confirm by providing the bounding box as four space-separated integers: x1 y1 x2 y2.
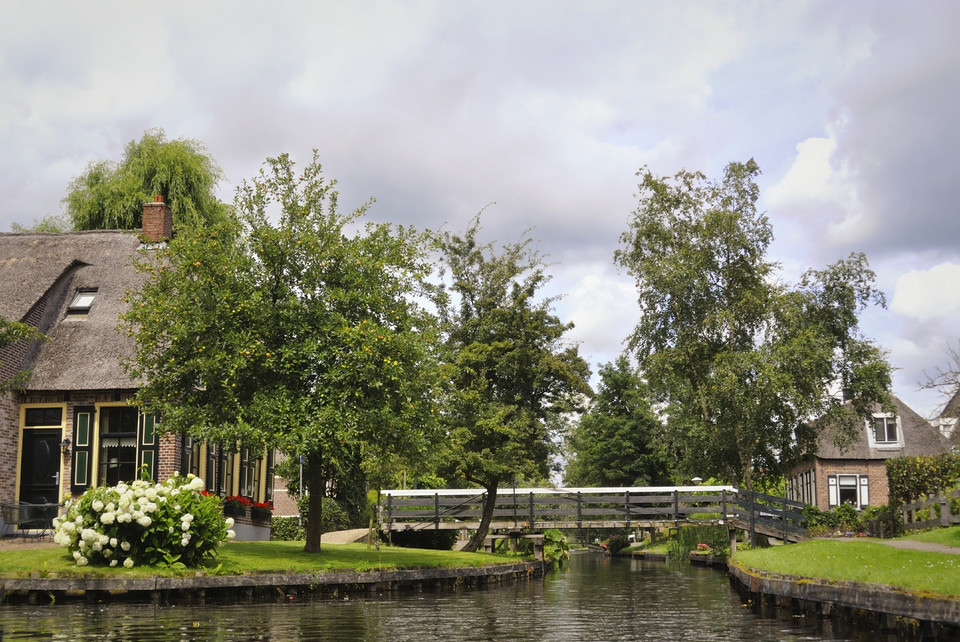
123 152 440 552
615 160 892 490
564 356 674 487
436 216 591 552
9 213 73 233
64 128 226 232
0 319 47 394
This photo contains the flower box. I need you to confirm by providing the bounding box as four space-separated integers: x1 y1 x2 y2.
250 501 273 522
222 495 251 518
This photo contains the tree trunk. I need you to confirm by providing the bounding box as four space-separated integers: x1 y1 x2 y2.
461 484 498 553
303 452 324 553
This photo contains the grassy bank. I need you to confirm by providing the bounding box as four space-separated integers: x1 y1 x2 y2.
734 534 960 599
0 541 519 579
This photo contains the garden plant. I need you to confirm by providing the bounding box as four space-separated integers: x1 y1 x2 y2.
53 473 235 569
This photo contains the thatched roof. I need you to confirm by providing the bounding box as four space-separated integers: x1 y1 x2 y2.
812 394 950 460
941 389 960 419
0 231 148 391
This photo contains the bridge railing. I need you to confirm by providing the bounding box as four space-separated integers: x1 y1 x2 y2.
380 486 738 531
729 489 806 544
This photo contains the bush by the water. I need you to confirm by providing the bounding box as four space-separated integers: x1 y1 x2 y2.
53 474 234 568
605 532 631 554
667 525 728 561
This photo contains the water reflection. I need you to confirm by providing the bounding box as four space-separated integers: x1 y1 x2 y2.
0 552 887 641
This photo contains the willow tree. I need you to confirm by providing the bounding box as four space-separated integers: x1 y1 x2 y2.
64 128 227 232
123 152 440 552
436 216 591 551
615 160 892 489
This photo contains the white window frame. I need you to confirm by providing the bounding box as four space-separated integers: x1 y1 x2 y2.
827 473 869 509
866 412 903 451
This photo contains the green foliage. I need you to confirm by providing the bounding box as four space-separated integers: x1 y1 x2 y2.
667 525 729 561
123 151 440 552
565 356 674 486
542 529 570 568
615 160 892 489
53 474 233 568
801 503 894 536
9 213 73 233
389 529 459 550
270 516 304 541
297 494 351 534
887 453 960 506
605 532 631 554
0 318 47 394
435 215 591 551
63 128 226 232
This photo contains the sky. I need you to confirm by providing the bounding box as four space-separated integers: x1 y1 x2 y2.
2 1 959 418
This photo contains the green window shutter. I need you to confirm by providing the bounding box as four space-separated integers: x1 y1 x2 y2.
71 407 95 493
138 413 159 481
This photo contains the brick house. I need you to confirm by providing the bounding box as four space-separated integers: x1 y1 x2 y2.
787 394 951 511
0 201 273 538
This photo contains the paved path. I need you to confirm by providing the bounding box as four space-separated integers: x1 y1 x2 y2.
320 528 371 545
872 538 960 555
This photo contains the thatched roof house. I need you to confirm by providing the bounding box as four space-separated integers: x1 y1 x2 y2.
1 202 274 540
0 231 145 392
788 395 951 511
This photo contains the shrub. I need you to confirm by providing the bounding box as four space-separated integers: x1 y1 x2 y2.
667 525 728 561
53 474 234 568
606 532 631 554
542 529 570 568
297 495 352 534
270 516 304 541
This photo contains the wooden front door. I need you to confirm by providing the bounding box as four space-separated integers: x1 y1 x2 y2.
18 429 61 505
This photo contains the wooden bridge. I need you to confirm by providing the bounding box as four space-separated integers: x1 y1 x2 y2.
379 486 807 546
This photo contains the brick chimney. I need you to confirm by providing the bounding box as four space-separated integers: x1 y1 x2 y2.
142 195 172 242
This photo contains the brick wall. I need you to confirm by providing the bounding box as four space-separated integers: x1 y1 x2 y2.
0 391 19 502
157 433 181 480
815 459 888 509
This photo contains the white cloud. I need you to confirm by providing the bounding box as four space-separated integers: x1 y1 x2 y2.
892 263 960 322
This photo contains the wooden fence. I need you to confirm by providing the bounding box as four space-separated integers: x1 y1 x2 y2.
901 488 960 532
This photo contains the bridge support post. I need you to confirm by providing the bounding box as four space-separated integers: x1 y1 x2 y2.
729 526 737 555
782 495 788 544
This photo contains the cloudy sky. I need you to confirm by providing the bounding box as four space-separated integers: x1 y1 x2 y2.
2 1 958 417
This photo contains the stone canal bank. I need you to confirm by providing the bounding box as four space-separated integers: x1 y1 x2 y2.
728 538 960 640
0 536 547 605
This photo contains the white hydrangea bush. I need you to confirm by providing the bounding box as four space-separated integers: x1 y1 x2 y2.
54 474 235 568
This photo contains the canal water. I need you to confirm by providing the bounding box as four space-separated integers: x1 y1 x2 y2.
0 552 885 641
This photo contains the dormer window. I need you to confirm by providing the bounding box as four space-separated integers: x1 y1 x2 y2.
868 412 902 449
67 289 97 315
873 416 897 443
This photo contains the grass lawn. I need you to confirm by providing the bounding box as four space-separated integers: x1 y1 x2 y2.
902 526 960 549
0 541 520 579
733 535 960 599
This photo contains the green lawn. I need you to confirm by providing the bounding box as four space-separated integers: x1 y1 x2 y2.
0 541 519 579
902 526 960 549
733 535 960 599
